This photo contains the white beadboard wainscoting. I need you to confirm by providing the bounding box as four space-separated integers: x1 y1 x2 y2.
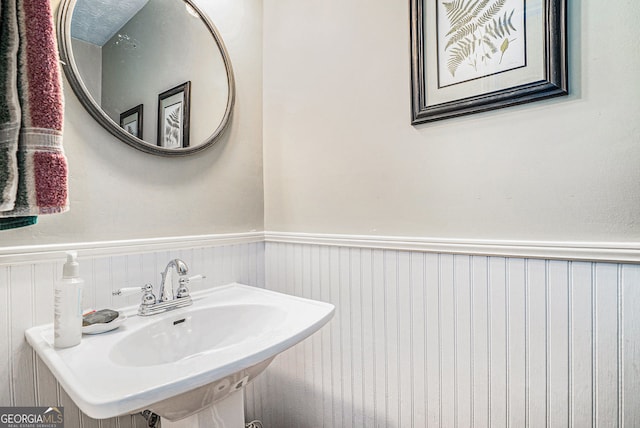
2 232 640 428
0 235 264 428
246 239 640 428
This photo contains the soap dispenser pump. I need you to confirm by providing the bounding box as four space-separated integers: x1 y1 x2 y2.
54 251 84 348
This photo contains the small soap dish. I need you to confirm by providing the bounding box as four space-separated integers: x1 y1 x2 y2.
82 312 126 335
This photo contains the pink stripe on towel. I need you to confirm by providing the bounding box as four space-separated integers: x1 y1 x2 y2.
33 151 68 210
20 1 64 131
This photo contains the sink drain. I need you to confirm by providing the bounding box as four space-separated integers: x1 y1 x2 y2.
246 421 264 428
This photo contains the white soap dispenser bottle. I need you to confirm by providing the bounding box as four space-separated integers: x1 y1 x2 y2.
54 251 84 348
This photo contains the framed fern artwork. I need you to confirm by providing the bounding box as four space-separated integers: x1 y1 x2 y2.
410 0 567 124
119 104 143 140
157 81 191 148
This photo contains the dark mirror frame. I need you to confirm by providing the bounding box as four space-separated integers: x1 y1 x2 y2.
410 0 568 124
57 0 235 156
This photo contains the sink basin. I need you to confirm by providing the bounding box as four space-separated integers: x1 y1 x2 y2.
25 283 334 420
110 304 287 367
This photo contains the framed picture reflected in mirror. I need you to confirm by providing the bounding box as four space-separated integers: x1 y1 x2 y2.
119 104 143 139
157 81 191 148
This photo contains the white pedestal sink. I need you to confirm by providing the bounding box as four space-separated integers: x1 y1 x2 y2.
25 283 334 426
161 389 245 428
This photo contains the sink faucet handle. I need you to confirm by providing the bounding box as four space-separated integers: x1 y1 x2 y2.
112 284 157 306
112 286 145 297
176 274 206 299
140 284 157 306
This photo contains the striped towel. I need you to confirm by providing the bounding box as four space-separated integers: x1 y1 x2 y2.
0 0 21 213
0 0 68 230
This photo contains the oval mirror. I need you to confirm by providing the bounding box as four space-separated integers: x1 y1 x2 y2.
57 0 235 156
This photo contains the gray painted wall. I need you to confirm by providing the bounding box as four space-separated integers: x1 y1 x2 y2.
1 0 263 247
262 0 640 243
70 37 102 105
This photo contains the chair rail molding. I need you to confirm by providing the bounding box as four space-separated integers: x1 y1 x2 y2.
264 231 640 264
0 232 264 265
3 231 639 266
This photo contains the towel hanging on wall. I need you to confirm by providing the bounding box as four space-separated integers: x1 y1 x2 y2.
0 0 68 230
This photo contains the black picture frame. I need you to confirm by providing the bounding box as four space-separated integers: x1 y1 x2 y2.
410 0 568 124
119 104 143 140
157 81 191 148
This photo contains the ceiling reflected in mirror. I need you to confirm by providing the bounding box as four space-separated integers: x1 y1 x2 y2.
70 0 149 46
58 0 235 156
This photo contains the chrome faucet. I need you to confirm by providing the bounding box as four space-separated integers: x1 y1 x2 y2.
112 258 205 316
159 258 189 302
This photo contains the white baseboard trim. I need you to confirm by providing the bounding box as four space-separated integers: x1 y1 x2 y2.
264 231 640 263
0 232 264 265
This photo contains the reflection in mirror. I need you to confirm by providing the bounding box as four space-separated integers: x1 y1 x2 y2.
58 0 235 156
